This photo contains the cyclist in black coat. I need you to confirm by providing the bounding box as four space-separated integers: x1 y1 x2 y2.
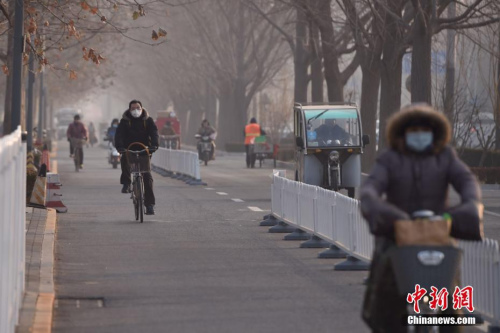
115 100 159 215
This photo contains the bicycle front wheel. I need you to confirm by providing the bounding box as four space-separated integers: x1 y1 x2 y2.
133 179 139 221
134 176 144 223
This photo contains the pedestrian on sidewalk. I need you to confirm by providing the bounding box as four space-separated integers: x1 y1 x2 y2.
115 100 159 215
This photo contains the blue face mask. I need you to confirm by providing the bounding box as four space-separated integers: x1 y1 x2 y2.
405 131 433 152
112 124 118 128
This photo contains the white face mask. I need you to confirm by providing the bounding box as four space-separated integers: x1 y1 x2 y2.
130 109 142 118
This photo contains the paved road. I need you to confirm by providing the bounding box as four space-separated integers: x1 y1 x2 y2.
53 143 368 333
53 142 496 332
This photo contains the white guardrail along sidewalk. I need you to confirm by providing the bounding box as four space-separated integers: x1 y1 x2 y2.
270 171 500 327
0 127 26 333
151 147 205 185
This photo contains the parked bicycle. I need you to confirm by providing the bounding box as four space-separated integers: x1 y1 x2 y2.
121 142 154 223
70 138 87 172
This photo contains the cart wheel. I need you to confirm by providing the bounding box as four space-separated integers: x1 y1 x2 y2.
347 187 355 198
259 159 262 168
295 170 298 181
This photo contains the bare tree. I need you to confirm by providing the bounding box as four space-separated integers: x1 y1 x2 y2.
176 0 290 146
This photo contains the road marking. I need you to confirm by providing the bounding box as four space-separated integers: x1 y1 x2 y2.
205 188 215 190
216 192 228 196
248 206 263 212
485 210 500 218
231 198 244 202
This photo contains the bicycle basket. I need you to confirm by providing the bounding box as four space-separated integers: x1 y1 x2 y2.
127 154 151 173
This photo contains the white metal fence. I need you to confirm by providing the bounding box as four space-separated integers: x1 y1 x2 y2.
270 171 500 327
151 148 204 184
0 128 26 333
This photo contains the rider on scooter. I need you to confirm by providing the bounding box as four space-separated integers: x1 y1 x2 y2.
197 119 217 160
359 104 483 333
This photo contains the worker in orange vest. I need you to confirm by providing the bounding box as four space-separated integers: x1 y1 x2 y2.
244 117 265 168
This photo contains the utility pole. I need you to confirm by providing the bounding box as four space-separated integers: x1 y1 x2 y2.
496 22 500 150
10 0 24 134
37 72 44 145
26 52 35 151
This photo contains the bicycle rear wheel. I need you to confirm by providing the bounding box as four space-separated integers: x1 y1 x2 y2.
74 147 80 172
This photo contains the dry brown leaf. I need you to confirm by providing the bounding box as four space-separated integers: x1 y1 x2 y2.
101 15 107 22
90 7 98 15
81 1 89 10
132 11 140 20
44 21 49 27
151 30 159 41
2 64 9 75
158 28 167 37
69 70 77 80
26 6 37 15
27 18 37 34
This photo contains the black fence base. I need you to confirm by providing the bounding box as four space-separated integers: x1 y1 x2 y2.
334 255 370 271
260 215 278 227
268 221 295 233
300 235 330 248
186 179 207 186
317 244 347 258
284 228 310 241
489 325 500 333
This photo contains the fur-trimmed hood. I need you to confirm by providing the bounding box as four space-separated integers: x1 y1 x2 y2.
122 108 150 121
386 104 451 154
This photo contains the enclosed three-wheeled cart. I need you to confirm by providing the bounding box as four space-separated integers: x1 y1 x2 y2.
293 103 370 198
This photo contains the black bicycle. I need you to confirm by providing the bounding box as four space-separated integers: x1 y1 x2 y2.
124 142 152 223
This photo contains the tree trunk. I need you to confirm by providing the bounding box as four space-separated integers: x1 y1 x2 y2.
2 16 14 135
360 60 381 173
316 0 344 102
205 83 217 126
410 0 433 104
217 85 248 149
380 57 403 150
294 6 308 103
379 0 404 150
444 3 456 126
309 20 323 102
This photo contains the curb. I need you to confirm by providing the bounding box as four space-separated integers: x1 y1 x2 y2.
32 208 56 333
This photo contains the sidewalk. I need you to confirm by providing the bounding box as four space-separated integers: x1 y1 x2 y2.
17 207 57 333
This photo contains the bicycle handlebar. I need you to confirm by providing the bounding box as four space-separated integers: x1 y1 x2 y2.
118 147 157 154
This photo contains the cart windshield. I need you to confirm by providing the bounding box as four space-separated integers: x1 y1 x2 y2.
304 109 360 147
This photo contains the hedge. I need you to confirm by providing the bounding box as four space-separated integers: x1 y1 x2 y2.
458 148 500 167
470 167 500 184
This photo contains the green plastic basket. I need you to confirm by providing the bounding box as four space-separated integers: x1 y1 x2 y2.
254 136 267 143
